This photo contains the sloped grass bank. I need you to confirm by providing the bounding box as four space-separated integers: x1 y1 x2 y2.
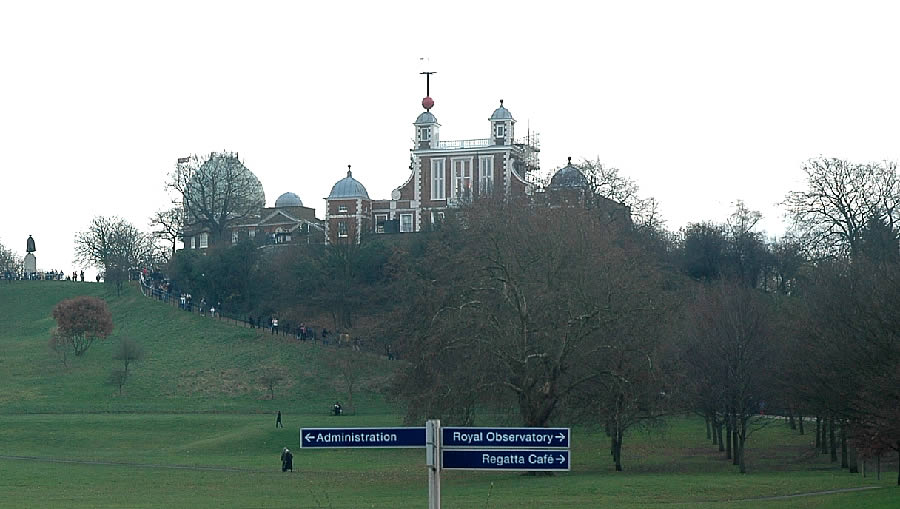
0 281 392 414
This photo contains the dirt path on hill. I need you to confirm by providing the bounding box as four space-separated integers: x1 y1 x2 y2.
736 486 881 501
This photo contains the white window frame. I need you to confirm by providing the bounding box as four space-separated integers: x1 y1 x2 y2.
249 229 256 239
494 123 505 138
338 204 348 213
452 157 473 200
199 232 209 249
479 155 494 195
375 213 387 234
400 213 413 233
417 127 431 142
337 221 348 238
232 231 239 244
190 236 196 249
431 159 445 200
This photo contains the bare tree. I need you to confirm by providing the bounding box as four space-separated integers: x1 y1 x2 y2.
0 241 21 279
393 199 669 434
784 157 900 257
113 338 144 375
150 207 183 261
167 152 265 245
74 216 155 295
686 282 776 473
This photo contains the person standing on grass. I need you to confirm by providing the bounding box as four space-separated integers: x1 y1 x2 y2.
276 410 283 428
281 447 293 472
271 317 279 335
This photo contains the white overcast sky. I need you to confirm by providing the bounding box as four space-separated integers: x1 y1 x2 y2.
2 1 899 275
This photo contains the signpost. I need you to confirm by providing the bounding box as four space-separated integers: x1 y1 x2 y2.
298 422 571 508
299 427 425 448
442 427 569 449
442 449 570 471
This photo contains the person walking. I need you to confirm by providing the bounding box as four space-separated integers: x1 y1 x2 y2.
276 410 283 428
271 317 279 335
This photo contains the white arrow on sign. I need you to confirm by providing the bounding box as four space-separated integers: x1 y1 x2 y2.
555 432 565 442
557 454 566 463
304 434 316 442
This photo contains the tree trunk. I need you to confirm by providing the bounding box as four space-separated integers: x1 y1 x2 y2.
716 422 724 452
705 414 711 440
848 445 858 473
725 417 732 459
712 419 718 445
821 417 829 455
788 409 796 430
614 429 624 472
829 416 837 463
732 426 740 466
738 429 747 474
840 423 848 469
798 412 804 435
815 416 821 448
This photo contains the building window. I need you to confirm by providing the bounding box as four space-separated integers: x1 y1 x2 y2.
199 232 209 249
400 213 413 233
417 127 431 142
375 214 387 234
494 123 505 138
430 211 445 228
479 156 494 195
452 158 473 200
338 221 348 238
190 236 196 249
249 229 256 239
431 159 445 200
232 231 239 244
338 204 348 213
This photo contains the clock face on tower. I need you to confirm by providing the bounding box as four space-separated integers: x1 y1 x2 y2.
391 189 401 200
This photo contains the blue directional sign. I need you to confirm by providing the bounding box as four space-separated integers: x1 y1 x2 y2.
442 427 570 449
300 427 426 448
442 449 570 471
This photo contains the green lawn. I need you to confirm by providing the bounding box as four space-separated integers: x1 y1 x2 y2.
0 281 896 508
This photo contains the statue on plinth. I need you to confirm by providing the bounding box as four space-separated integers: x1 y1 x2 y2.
24 235 36 277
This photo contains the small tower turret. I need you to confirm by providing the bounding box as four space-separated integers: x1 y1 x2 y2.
489 99 515 145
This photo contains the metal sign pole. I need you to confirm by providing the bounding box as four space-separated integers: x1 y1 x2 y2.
426 419 441 509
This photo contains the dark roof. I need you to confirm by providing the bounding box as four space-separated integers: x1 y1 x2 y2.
549 158 589 189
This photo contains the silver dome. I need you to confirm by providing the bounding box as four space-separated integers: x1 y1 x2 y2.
328 169 370 200
489 100 514 121
275 192 303 207
415 111 438 124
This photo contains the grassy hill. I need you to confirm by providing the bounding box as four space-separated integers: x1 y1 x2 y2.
0 281 395 415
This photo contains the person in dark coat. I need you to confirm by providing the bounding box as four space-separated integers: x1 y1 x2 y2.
276 410 283 428
281 447 293 472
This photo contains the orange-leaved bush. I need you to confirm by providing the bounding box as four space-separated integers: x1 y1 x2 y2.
51 296 113 357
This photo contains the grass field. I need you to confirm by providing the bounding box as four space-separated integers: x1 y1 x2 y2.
0 281 896 508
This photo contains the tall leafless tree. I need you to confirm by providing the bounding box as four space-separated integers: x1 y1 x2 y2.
74 216 155 295
167 152 265 245
784 157 900 258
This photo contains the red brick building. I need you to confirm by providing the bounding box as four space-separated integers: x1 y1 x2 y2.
325 91 541 243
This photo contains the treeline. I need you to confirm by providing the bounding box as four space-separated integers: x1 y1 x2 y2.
83 156 899 479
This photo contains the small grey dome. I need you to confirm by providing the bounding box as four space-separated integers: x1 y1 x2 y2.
275 192 303 207
328 167 370 200
549 158 589 188
489 100 514 121
415 111 438 124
